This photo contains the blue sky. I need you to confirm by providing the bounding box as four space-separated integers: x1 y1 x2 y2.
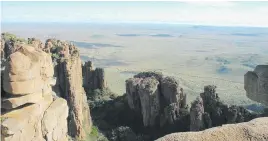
2 1 268 27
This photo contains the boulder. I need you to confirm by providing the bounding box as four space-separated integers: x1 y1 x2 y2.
156 117 268 141
1 44 68 141
244 65 268 105
1 94 53 141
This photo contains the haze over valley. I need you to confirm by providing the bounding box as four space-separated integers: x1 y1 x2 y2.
3 22 268 105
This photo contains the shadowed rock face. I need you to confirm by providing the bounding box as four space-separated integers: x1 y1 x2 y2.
190 97 205 131
82 60 107 92
126 72 189 128
188 85 258 133
244 65 268 105
1 45 68 141
1 39 5 60
138 77 160 127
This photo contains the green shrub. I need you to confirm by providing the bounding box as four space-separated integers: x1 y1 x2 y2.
52 53 60 60
90 126 99 137
2 32 26 43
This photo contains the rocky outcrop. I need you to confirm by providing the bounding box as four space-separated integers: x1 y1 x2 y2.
138 77 160 127
28 38 44 50
126 72 188 128
244 65 268 105
82 60 107 92
1 38 5 60
51 40 92 140
189 85 257 131
1 33 26 60
190 97 205 131
156 117 268 141
44 39 75 58
1 45 68 141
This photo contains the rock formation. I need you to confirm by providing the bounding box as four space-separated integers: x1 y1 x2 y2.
28 38 44 50
82 60 107 93
47 39 92 140
44 39 75 58
156 117 268 141
189 85 257 131
125 72 188 128
1 33 26 60
1 38 5 60
244 65 268 105
1 45 68 141
190 97 205 131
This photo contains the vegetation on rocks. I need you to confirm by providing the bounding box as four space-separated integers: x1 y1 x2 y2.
1 32 26 43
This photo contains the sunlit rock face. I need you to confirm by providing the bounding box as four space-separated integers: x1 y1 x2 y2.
156 117 268 141
49 39 92 140
125 72 188 128
1 44 68 141
245 65 268 105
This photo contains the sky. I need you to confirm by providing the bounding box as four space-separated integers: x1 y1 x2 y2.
2 1 268 27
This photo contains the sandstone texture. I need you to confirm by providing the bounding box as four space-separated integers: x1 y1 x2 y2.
50 40 92 140
244 65 268 105
156 117 268 141
1 44 68 141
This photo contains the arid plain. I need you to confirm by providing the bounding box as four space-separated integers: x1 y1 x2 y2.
3 22 268 106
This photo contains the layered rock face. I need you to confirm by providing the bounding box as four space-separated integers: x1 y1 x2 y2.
82 60 107 92
189 85 256 131
1 45 68 141
244 65 268 105
49 39 92 140
156 117 268 141
126 72 188 128
190 97 205 131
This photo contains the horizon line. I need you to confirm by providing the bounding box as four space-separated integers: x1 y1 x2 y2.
2 21 268 28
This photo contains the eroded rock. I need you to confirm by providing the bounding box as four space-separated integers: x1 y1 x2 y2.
244 65 268 105
156 117 268 141
190 97 205 131
52 42 92 140
1 44 68 141
82 60 107 92
126 72 189 128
